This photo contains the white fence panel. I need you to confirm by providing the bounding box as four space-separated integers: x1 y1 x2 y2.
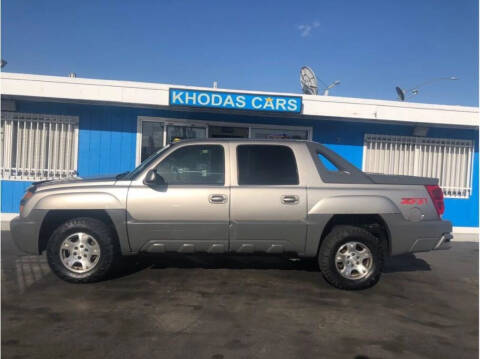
363 134 473 198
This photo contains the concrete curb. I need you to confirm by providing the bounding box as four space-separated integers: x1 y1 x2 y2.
1 213 16 231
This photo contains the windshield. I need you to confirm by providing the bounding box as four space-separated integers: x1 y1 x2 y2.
124 145 171 180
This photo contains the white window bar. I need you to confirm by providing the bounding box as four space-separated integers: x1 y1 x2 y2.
363 134 474 199
0 112 79 181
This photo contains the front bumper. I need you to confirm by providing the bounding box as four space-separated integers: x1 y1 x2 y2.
10 215 40 254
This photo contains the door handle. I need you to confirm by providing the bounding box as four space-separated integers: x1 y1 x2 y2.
281 195 299 204
209 194 227 204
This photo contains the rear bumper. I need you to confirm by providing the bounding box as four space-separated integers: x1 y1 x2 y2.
10 215 41 254
383 214 452 255
408 231 453 252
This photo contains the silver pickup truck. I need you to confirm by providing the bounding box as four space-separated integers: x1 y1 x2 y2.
11 139 452 289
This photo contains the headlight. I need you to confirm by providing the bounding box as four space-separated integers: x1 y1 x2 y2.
19 188 35 215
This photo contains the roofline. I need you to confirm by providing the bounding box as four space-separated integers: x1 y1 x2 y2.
1 72 478 128
169 138 312 144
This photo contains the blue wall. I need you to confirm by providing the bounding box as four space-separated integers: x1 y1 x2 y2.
1 99 478 228
1 180 32 213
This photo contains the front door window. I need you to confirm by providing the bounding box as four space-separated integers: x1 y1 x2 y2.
154 145 225 185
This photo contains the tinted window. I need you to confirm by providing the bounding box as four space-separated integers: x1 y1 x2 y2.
237 145 299 185
154 145 224 185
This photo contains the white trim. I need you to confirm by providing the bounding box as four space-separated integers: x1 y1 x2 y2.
1 213 17 220
452 227 480 235
1 213 17 230
136 116 313 166
135 119 142 166
2 72 478 128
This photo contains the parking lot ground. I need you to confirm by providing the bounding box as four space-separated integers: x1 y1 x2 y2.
1 230 478 359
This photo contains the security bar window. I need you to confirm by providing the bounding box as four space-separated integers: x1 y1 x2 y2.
363 134 474 198
0 112 79 180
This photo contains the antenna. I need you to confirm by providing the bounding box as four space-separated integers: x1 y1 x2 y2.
395 86 405 101
395 76 458 101
300 66 318 95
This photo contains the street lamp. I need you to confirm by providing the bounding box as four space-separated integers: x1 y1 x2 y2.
316 77 341 96
395 76 458 101
322 80 341 96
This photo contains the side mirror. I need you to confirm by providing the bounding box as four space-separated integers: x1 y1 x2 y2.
143 170 166 186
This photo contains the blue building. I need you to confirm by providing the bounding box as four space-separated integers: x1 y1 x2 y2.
1 72 478 233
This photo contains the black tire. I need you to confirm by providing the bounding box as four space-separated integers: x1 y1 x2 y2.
46 217 119 283
318 225 384 290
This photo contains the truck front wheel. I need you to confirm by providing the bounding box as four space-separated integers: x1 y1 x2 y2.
46 217 119 283
318 225 383 290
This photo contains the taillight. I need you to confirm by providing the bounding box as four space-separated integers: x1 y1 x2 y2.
425 185 444 217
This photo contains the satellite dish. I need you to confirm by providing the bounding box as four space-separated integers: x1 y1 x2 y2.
300 66 318 95
395 86 405 101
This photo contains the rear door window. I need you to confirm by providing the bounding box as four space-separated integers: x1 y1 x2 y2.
237 145 299 185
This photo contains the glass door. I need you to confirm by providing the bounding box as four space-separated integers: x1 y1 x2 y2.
141 121 164 162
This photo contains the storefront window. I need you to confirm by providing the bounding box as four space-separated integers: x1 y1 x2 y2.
166 125 206 144
141 122 207 162
251 128 308 140
209 125 249 138
138 117 311 166
141 121 164 161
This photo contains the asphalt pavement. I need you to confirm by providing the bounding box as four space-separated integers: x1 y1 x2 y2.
1 231 478 359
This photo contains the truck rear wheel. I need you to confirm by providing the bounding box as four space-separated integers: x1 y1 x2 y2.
46 217 119 283
318 225 383 290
